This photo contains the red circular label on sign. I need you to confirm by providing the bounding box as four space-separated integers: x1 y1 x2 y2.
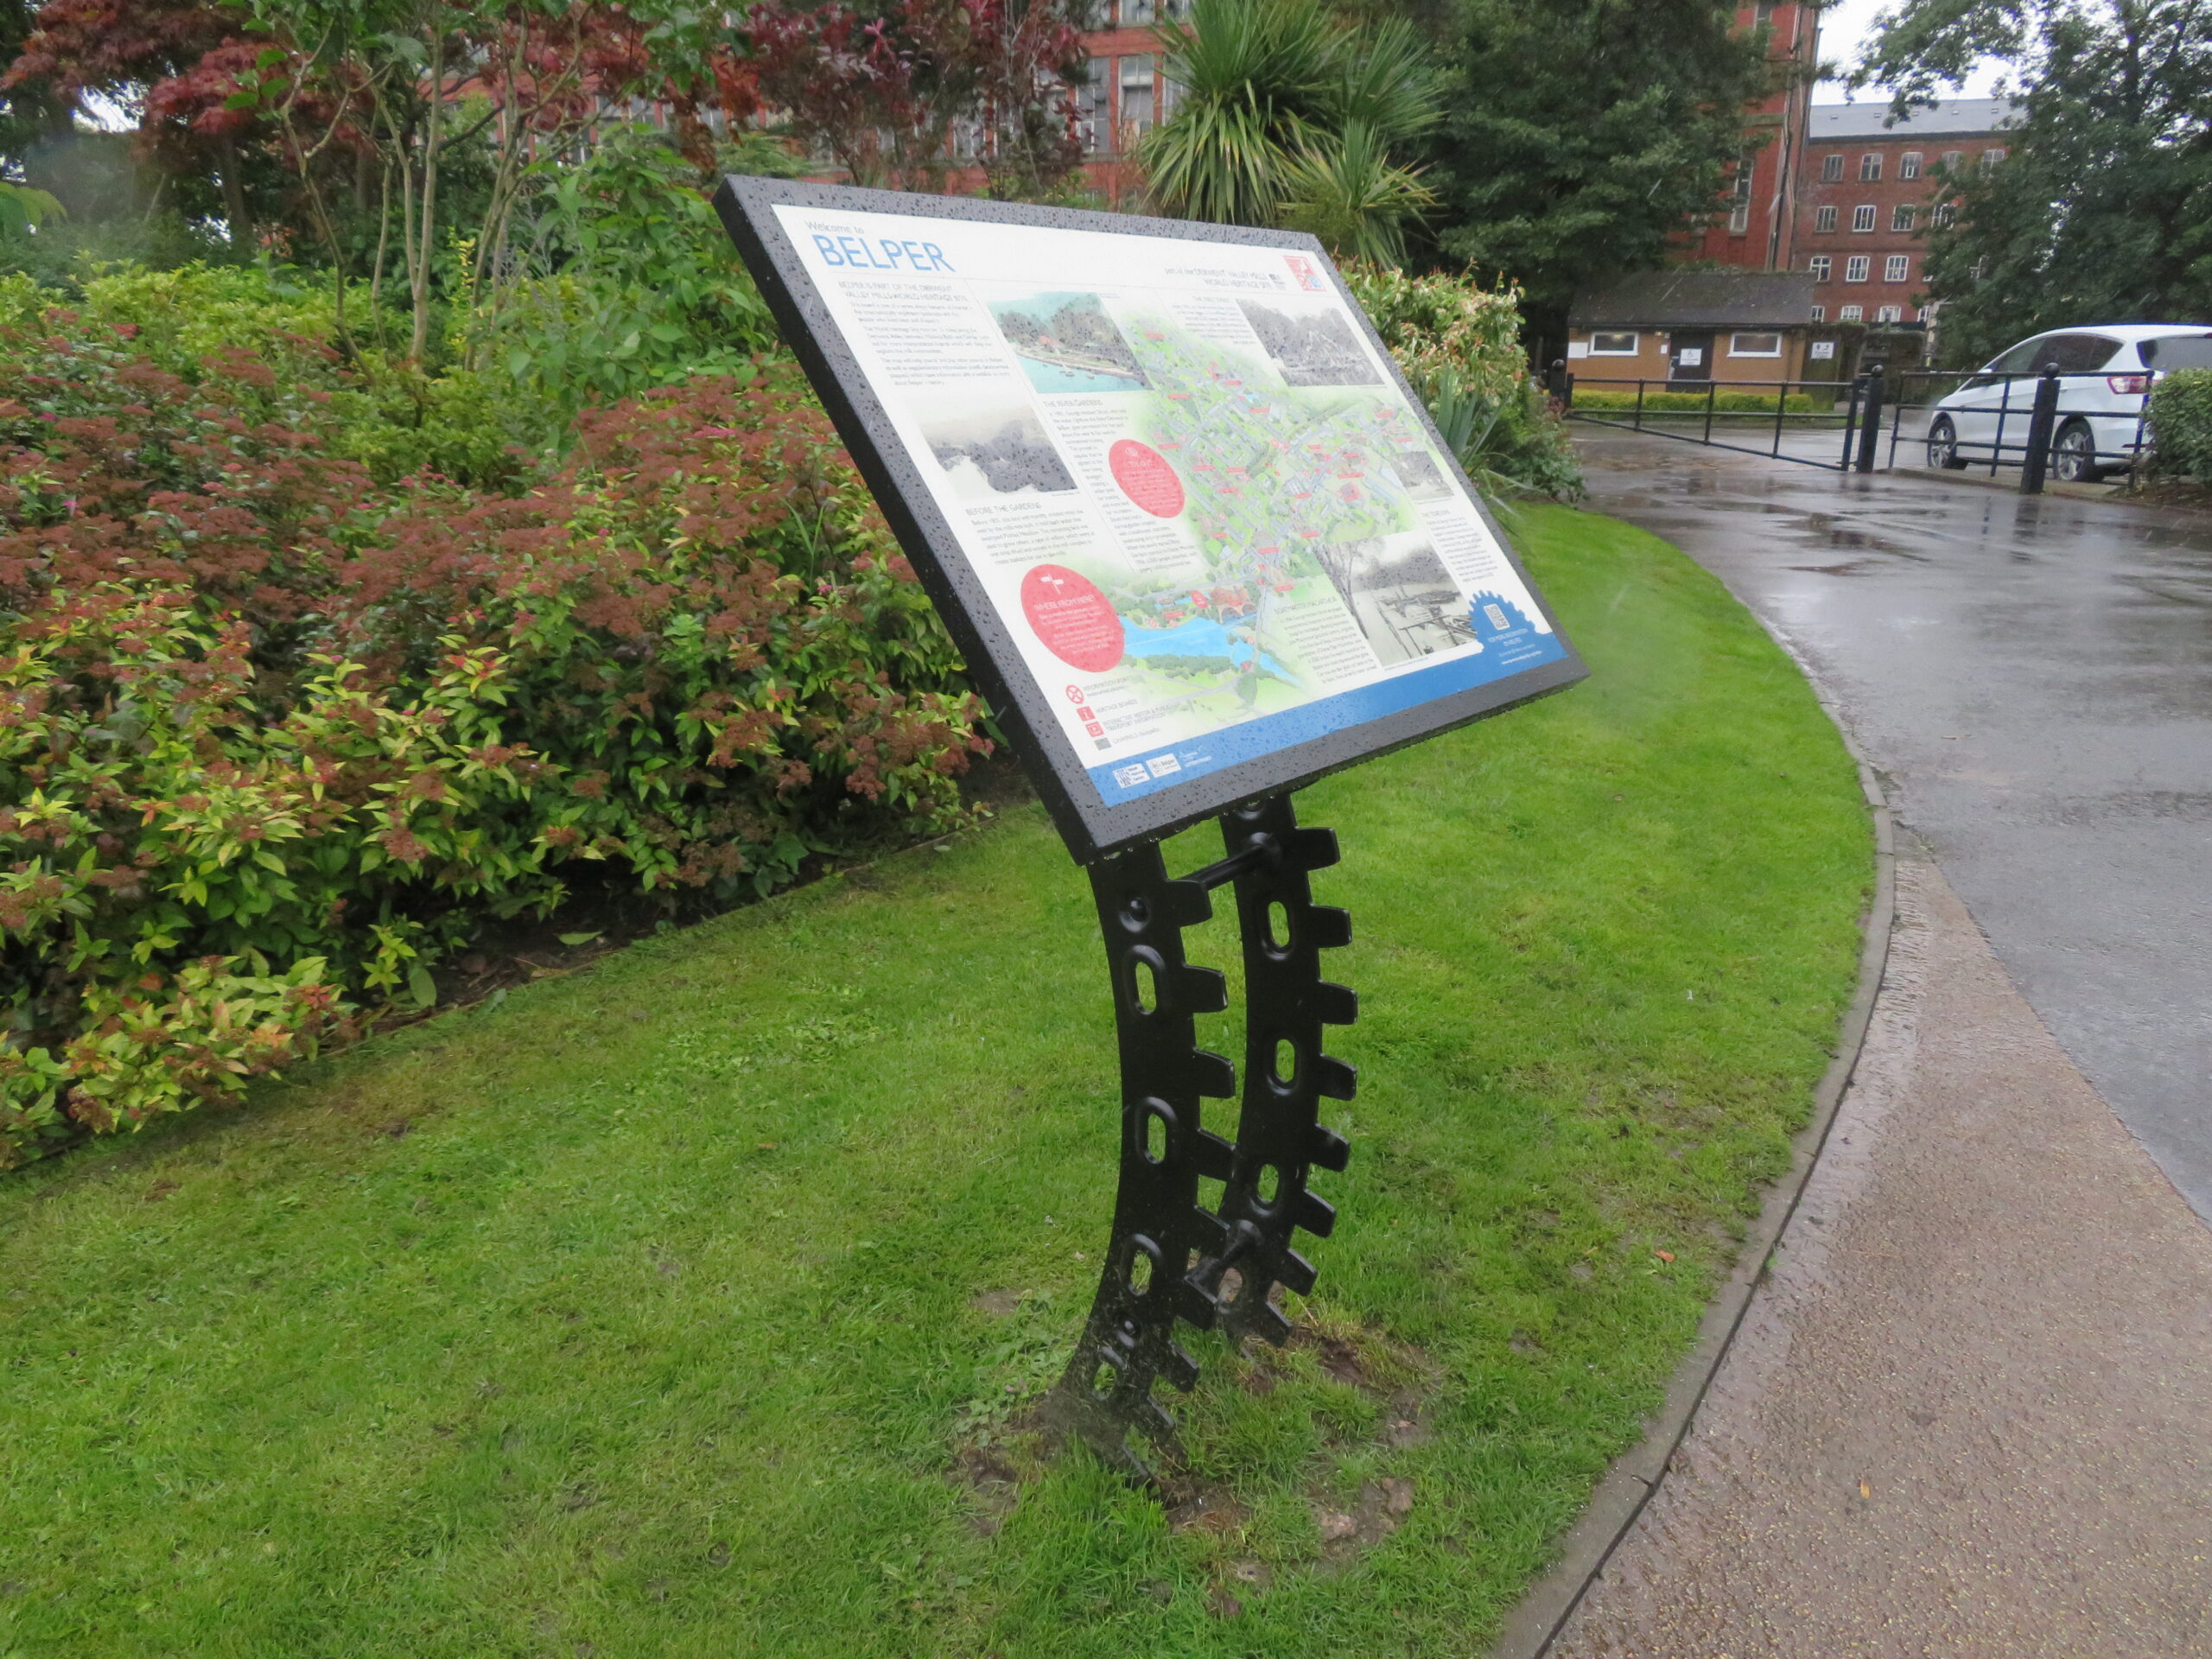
1109 440 1185 518
1020 565 1125 673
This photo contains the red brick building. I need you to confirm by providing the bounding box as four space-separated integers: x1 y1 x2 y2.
1794 98 2017 330
1678 0 1823 274
1071 0 1190 209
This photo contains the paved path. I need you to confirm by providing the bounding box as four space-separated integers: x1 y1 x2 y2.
1554 849 2212 1656
1576 430 2212 1222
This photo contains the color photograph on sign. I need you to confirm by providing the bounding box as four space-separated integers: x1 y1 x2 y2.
766 200 1570 810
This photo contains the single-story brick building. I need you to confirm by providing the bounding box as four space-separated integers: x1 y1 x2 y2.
1566 270 1827 386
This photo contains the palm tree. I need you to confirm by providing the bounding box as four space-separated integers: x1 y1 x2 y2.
1279 120 1439 266
1137 0 1440 258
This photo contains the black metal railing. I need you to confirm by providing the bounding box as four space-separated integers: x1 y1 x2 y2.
1884 366 2152 492
1555 367 1875 473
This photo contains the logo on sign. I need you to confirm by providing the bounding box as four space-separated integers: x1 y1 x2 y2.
1285 254 1324 292
1145 753 1182 779
1020 565 1124 673
1109 440 1185 518
1112 764 1149 789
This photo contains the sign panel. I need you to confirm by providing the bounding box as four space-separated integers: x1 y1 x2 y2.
716 178 1586 861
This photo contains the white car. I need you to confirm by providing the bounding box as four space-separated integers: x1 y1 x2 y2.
1924 324 2212 481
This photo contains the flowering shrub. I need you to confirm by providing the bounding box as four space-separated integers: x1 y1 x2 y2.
0 304 985 1168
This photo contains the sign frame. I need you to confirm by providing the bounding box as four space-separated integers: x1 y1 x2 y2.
715 176 1587 864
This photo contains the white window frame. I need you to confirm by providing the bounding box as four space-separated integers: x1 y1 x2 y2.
1586 331 1641 357
1875 305 1904 323
1859 152 1882 181
1934 201 1957 227
1942 149 1963 173
1810 304 1827 322
1891 203 1916 232
1814 205 1838 232
1839 304 1865 321
1851 204 1877 232
1884 254 1910 283
1981 147 2007 172
1844 255 1872 283
1729 333 1783 358
1808 254 1833 281
1117 54 1156 139
1899 150 1923 180
1821 153 1843 181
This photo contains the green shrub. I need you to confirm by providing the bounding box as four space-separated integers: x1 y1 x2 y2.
0 304 984 1168
471 126 781 445
57 263 539 489
1569 387 1826 414
2149 367 2212 482
1340 261 1583 498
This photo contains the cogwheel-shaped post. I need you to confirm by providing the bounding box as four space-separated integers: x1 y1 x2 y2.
1046 792 1352 1480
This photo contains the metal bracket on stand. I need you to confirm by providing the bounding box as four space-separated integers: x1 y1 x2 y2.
1046 793 1356 1479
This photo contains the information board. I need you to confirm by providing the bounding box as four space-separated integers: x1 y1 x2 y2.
716 178 1586 861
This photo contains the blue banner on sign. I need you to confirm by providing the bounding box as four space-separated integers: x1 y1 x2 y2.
1087 592 1565 805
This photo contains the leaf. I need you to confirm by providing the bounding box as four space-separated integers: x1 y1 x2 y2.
407 963 437 1008
556 930 601 946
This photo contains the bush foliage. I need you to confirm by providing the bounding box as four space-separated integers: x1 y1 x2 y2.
0 294 983 1166
1343 262 1583 499
2149 367 2212 483
1569 388 1826 414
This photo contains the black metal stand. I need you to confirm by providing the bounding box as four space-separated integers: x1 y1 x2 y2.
1046 793 1356 1478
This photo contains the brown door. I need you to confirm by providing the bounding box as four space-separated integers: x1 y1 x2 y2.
1669 333 1717 383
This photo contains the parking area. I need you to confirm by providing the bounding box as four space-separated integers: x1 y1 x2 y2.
1574 427 2212 1221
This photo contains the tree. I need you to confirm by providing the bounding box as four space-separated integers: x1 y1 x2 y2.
5 0 272 236
1427 0 1772 339
746 0 1086 197
1136 0 1439 260
1858 0 2212 368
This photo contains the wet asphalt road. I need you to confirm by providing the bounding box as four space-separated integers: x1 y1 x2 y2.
1573 428 2212 1224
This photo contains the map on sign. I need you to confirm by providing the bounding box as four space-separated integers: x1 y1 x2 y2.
718 181 1581 854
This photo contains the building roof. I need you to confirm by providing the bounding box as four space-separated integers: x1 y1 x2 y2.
1570 270 1815 330
1808 98 2020 142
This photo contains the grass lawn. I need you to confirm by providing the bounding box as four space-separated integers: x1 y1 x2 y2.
0 505 1872 1657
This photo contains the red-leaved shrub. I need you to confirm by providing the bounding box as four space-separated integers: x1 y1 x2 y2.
0 309 986 1167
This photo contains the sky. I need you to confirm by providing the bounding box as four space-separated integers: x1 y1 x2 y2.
1815 0 2012 101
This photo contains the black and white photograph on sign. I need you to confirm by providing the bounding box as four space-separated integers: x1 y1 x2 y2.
1383 446 1452 501
1311 539 1473 666
1236 299 1383 387
920 404 1078 499
986 291 1151 394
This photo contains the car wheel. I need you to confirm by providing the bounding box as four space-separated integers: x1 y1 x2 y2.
2051 419 2101 483
1927 416 1967 470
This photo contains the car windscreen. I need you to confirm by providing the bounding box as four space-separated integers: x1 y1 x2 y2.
2141 334 2212 371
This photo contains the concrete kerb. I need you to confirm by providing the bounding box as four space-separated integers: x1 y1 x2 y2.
1487 612 1900 1659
